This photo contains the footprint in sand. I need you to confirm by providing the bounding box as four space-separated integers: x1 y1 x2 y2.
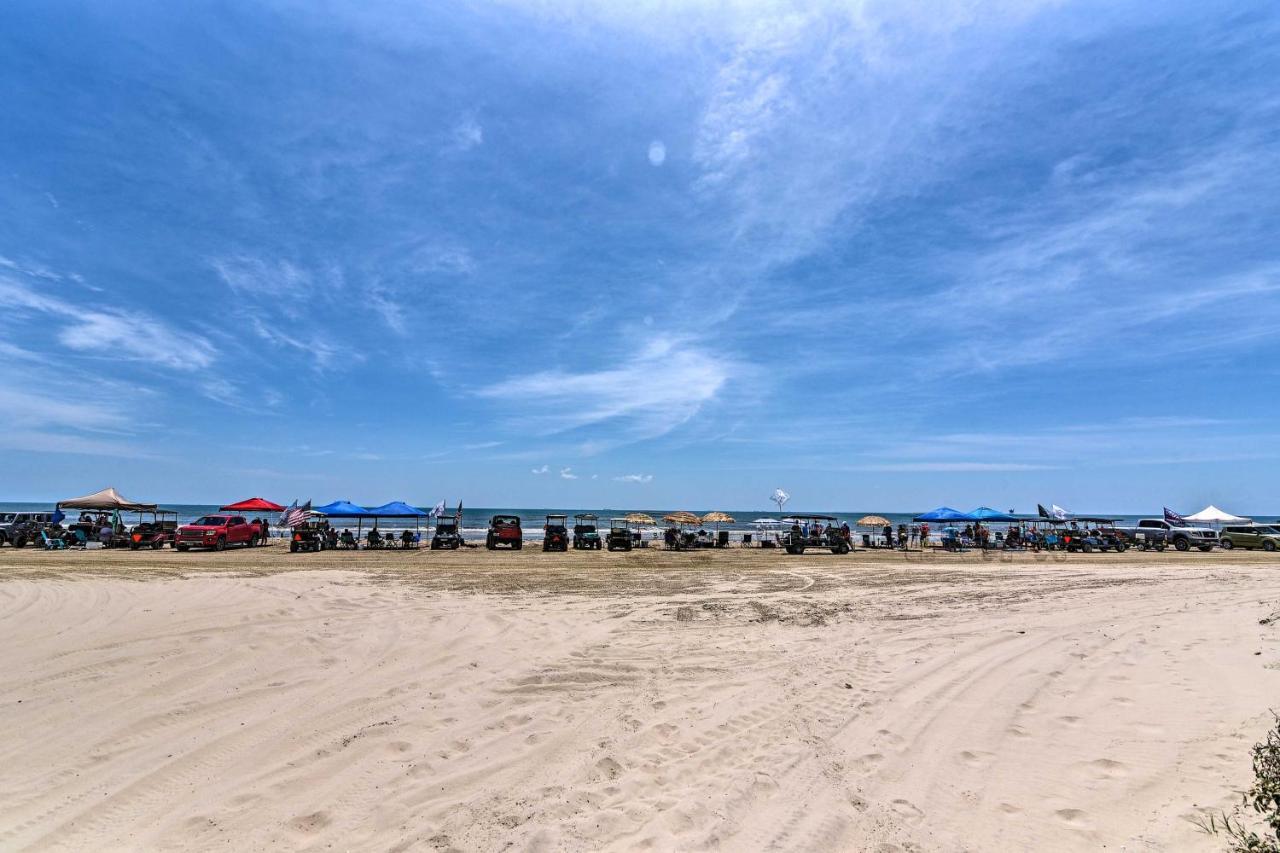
1054 808 1090 828
853 753 884 773
889 799 924 824
1057 715 1082 727
288 810 331 834
957 750 994 768
589 756 624 782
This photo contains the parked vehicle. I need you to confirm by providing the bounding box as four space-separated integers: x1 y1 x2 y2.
1054 518 1130 553
175 515 261 552
1 512 57 548
573 514 602 550
1116 519 1217 552
1219 525 1280 552
542 514 569 552
486 515 523 550
431 517 462 550
122 511 179 550
780 515 851 555
289 521 330 553
606 518 632 552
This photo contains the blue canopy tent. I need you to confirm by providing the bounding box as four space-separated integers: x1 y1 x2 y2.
968 507 1021 522
913 506 974 522
314 500 371 517
314 499 375 536
364 501 430 518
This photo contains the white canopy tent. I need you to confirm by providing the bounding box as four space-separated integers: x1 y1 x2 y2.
1184 505 1251 524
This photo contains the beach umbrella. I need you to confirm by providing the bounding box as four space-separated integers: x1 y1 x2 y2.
701 511 735 524
624 512 655 525
663 511 700 526
855 515 892 527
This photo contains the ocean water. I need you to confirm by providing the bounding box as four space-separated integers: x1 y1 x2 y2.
3 502 1247 543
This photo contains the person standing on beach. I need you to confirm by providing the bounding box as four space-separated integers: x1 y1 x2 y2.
920 523 930 549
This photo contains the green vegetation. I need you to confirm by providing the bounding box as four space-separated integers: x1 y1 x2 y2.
1202 715 1280 852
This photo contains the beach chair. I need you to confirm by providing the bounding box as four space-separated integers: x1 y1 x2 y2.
41 530 67 550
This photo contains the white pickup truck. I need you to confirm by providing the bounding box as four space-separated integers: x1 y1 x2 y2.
1116 519 1218 552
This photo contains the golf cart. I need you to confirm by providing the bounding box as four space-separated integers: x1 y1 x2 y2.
779 515 851 555
431 516 462 550
1064 517 1130 553
124 510 178 550
289 518 330 553
486 515 523 550
573 514 602 550
606 518 632 552
543 514 569 552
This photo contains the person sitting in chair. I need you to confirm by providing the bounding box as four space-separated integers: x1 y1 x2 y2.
401 529 415 549
367 526 382 548
341 529 356 549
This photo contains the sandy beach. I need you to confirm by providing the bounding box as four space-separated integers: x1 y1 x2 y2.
1 545 1278 851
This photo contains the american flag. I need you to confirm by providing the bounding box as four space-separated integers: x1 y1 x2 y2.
281 500 311 528
1163 507 1188 527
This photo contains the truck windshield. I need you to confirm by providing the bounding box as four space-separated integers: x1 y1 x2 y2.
192 516 230 526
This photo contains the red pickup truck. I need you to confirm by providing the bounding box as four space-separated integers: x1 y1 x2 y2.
175 515 261 552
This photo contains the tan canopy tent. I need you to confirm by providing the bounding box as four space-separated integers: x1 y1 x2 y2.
57 487 157 513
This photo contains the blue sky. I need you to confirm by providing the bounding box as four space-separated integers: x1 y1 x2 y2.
3 0 1279 512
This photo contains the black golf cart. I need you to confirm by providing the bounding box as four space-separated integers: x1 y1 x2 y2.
543 514 569 552
573 514 602 550
779 515 851 555
431 516 462 550
290 519 330 553
606 518 632 552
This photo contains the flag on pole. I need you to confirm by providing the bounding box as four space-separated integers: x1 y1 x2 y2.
430 500 446 518
1050 504 1070 520
1163 507 1188 527
282 500 311 528
1037 504 1050 519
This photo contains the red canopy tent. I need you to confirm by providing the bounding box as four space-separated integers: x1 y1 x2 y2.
219 497 285 513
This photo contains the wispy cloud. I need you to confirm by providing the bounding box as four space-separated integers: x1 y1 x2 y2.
531 464 549 475
614 473 653 483
559 467 578 479
0 276 215 370
477 336 738 446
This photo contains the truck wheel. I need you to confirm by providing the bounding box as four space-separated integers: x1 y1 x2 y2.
513 542 522 550
486 536 495 550
215 536 226 552
1220 539 1233 550
1155 543 1166 552
289 541 298 553
177 545 189 552
1173 538 1189 552
1265 541 1277 552
1116 542 1128 552
12 537 25 549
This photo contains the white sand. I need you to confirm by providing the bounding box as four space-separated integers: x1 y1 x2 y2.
1 549 1278 851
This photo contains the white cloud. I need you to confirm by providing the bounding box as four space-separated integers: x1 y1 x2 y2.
559 467 578 479
211 255 312 298
648 140 666 166
531 464 550 474
613 473 653 483
477 336 736 444
450 117 483 152
0 276 215 370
